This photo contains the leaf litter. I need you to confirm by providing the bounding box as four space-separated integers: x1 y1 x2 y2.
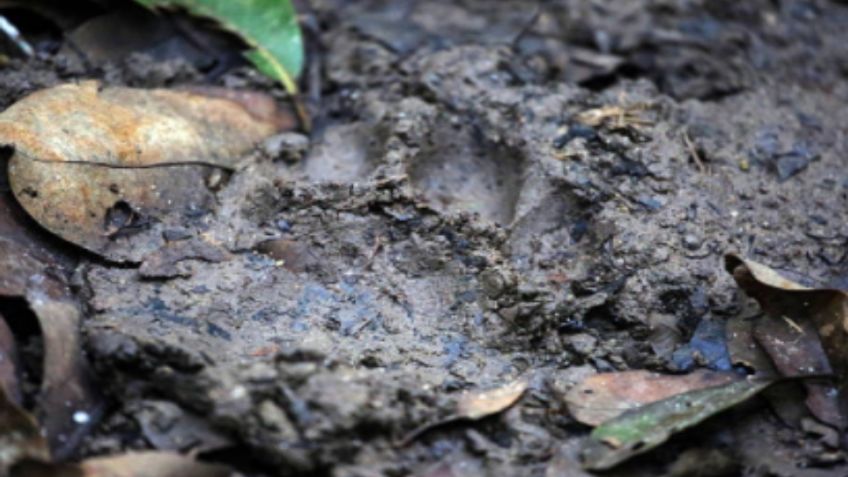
726 254 847 429
569 254 848 470
564 370 738 426
399 379 528 446
580 378 775 471
0 192 101 460
0 81 288 262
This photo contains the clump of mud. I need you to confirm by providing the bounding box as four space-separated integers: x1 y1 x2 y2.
3 0 848 475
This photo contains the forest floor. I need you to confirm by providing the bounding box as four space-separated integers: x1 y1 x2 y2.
2 1 848 476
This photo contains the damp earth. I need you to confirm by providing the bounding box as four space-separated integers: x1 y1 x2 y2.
2 0 848 476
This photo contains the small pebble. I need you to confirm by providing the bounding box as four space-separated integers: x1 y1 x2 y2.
682 234 701 250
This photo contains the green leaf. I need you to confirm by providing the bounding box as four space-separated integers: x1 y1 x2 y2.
580 379 774 471
134 0 304 94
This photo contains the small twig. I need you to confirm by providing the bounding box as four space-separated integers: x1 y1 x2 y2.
781 315 805 334
683 129 707 174
683 129 706 174
292 95 312 132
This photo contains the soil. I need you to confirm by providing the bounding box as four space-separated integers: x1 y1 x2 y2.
2 0 848 476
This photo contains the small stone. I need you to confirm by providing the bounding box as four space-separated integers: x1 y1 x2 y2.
479 270 507 298
275 219 293 232
682 234 701 250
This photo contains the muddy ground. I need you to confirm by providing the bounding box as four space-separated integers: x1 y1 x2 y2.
2 0 848 476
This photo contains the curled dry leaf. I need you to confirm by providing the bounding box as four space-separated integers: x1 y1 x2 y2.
456 379 528 420
0 313 21 404
14 451 233 477
0 386 50 474
0 81 285 262
0 194 101 458
581 378 774 471
26 276 103 459
397 379 527 447
753 314 843 428
725 254 847 429
564 370 738 426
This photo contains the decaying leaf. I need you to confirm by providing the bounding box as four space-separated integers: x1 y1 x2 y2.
0 385 50 474
581 378 774 471
15 451 233 477
0 81 284 262
725 316 776 376
26 276 102 459
398 379 527 446
564 370 738 426
0 194 101 458
134 0 304 95
726 253 848 368
753 314 843 428
456 379 528 420
0 312 20 404
725 254 847 428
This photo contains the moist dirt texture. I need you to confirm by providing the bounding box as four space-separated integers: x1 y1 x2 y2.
3 0 848 476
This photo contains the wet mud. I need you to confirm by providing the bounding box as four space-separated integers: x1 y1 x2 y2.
3 0 848 475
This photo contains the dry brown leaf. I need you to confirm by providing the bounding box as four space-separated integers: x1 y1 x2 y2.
0 385 50 474
727 254 848 367
726 254 847 429
0 81 285 262
0 312 21 404
26 277 102 459
397 379 528 447
753 315 842 427
456 379 528 420
564 370 738 426
0 193 101 457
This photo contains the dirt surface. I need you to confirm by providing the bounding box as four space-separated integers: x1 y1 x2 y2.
3 0 848 476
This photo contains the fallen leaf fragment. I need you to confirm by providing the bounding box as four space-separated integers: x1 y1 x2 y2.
15 451 233 477
0 313 21 404
0 81 283 262
0 194 101 458
564 370 738 426
580 378 774 471
456 379 528 420
726 253 848 368
397 379 527 446
725 254 847 428
26 276 103 459
0 386 50 474
753 315 843 428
